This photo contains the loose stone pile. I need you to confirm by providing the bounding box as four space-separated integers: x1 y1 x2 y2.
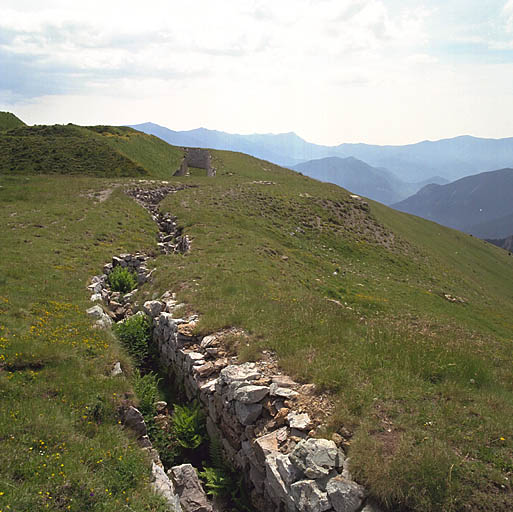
86 252 153 322
126 184 191 254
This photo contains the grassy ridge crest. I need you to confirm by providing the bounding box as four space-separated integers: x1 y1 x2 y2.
0 111 26 131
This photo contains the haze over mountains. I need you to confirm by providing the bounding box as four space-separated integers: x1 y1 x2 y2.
393 168 513 239
131 122 513 183
293 156 448 205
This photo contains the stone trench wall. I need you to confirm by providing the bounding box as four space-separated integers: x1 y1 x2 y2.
86 184 383 512
147 301 383 512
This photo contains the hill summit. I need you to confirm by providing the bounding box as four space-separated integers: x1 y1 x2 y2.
0 111 26 130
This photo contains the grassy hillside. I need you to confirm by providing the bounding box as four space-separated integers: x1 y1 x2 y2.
2 125 513 511
148 150 513 511
0 123 183 179
86 125 184 180
0 174 169 511
0 111 26 130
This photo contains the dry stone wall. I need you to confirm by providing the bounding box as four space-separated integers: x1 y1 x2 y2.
85 183 383 512
175 149 216 177
149 303 383 512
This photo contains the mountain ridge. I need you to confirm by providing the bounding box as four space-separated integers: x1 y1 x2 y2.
130 121 513 182
392 167 513 238
292 155 430 204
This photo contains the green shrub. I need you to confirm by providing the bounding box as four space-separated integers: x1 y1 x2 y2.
134 371 160 419
108 266 137 293
113 313 151 366
171 401 205 450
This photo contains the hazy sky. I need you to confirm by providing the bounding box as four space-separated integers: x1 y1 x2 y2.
1 0 513 145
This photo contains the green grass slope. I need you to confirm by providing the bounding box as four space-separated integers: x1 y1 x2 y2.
0 111 26 130
0 125 151 177
0 174 168 511
2 125 513 511
147 150 513 512
85 125 184 180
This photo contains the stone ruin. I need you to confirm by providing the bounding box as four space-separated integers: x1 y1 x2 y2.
174 148 216 177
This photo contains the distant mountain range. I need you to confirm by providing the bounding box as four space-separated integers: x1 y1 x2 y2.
486 235 513 251
130 122 513 183
392 168 513 239
292 156 448 205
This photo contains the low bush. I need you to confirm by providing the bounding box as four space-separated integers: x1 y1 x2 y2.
108 266 137 293
113 313 151 366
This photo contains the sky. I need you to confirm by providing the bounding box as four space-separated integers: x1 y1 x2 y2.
1 0 513 145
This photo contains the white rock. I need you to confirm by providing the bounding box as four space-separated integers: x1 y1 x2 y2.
265 453 297 510
287 412 313 431
151 462 182 511
86 305 106 319
270 382 299 399
200 335 217 348
290 439 341 479
290 479 331 512
111 362 122 376
233 385 270 404
143 300 165 318
276 453 302 486
326 476 367 512
220 363 261 385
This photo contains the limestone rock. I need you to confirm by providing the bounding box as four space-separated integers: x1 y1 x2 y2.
253 427 287 464
233 385 270 404
155 401 168 414
94 316 113 329
235 402 262 426
326 476 367 512
290 479 331 512
220 363 260 385
290 439 340 479
270 382 299 399
123 406 147 438
265 453 297 510
86 305 107 320
274 407 290 426
170 464 213 512
287 412 313 431
276 453 302 486
152 462 182 511
139 435 152 448
200 335 217 348
111 362 122 376
194 362 216 378
143 300 165 318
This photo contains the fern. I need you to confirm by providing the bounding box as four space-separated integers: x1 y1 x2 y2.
133 370 161 420
199 466 232 498
171 401 205 450
208 435 226 470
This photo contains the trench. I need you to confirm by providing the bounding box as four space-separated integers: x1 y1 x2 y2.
86 182 382 512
